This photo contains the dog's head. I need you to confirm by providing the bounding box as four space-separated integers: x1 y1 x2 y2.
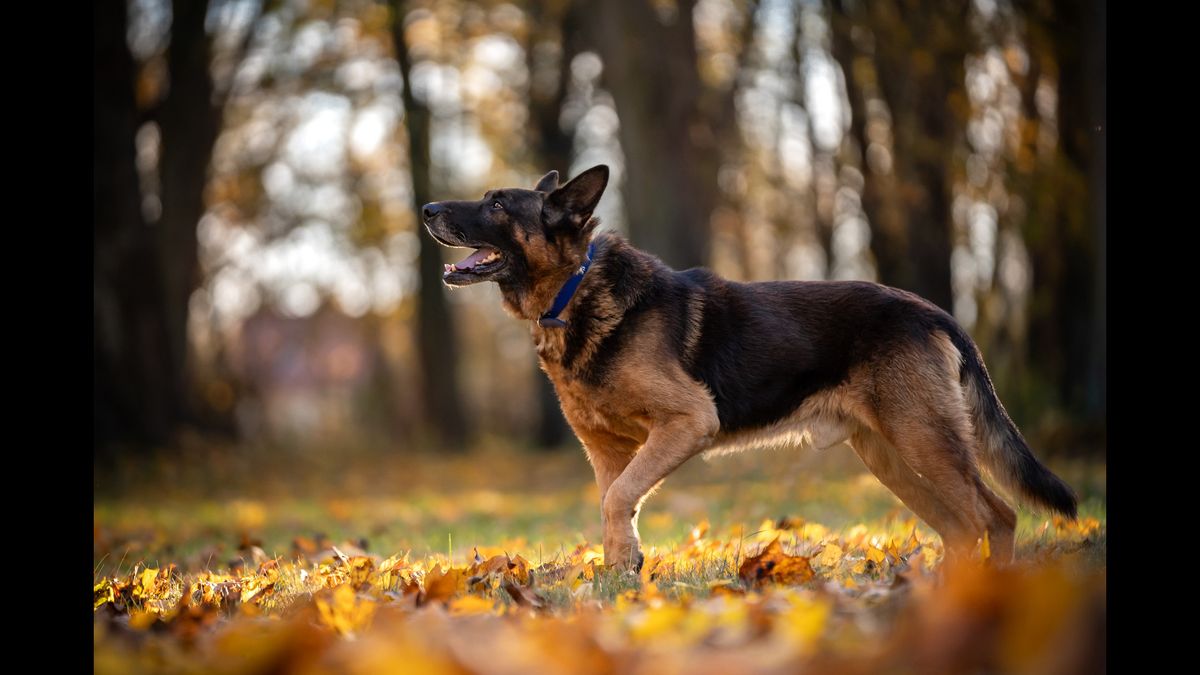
422 165 609 292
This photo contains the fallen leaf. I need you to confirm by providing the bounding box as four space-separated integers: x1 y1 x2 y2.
816 543 844 569
738 537 815 587
502 577 546 610
422 565 465 605
315 585 375 636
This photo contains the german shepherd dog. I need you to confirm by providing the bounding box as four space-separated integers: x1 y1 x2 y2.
423 165 1077 569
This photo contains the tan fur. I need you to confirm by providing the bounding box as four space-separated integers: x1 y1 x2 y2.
502 219 602 321
545 310 719 568
846 330 1017 561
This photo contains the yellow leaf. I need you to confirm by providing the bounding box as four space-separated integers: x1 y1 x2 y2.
315 585 375 636
903 530 922 556
94 580 114 610
866 546 886 565
640 555 664 585
133 568 160 601
816 543 844 569
348 556 375 587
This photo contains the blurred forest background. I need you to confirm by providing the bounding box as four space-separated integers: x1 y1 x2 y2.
94 0 1105 473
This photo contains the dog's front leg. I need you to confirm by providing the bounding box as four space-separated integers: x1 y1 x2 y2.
578 429 639 536
602 410 718 571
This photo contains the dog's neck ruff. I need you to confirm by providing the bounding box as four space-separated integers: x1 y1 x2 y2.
538 241 596 328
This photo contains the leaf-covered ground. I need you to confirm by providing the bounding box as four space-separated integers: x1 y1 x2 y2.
94 442 1106 674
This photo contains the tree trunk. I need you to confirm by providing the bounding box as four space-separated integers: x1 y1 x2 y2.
94 0 175 454
832 0 964 312
392 1 470 449
157 0 226 435
1014 0 1103 426
589 0 719 271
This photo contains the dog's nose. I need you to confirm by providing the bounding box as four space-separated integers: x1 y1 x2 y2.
422 203 445 221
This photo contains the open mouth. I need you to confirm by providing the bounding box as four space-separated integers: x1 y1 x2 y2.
442 246 505 284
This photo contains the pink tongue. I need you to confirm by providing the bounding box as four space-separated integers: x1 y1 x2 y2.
453 248 495 270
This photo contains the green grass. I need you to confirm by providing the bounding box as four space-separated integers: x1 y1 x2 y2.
94 440 1105 580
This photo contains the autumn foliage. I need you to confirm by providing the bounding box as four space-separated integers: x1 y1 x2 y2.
94 507 1103 674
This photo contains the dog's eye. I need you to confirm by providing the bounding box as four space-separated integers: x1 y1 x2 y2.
492 201 503 211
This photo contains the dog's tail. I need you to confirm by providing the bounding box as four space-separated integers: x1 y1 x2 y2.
943 322 1079 519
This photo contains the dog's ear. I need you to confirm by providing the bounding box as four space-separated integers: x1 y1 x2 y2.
543 165 609 229
534 170 559 193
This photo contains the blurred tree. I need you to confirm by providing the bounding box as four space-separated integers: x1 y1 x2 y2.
93 0 1104 455
1013 0 1105 427
587 0 723 270
158 0 253 438
96 0 259 455
95 0 175 452
829 0 968 312
391 0 470 449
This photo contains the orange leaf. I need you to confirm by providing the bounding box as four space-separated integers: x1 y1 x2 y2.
738 537 815 587
422 565 466 605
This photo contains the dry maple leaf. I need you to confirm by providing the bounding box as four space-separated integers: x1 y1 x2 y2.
508 554 532 584
315 585 376 636
502 577 546 610
422 565 466 605
738 537 815 587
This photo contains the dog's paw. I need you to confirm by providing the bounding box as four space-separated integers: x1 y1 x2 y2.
605 542 644 573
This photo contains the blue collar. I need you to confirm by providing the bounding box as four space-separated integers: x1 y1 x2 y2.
538 241 596 328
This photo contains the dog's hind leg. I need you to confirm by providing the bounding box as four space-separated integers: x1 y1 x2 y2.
872 423 1016 563
861 335 1018 562
849 427 1011 562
